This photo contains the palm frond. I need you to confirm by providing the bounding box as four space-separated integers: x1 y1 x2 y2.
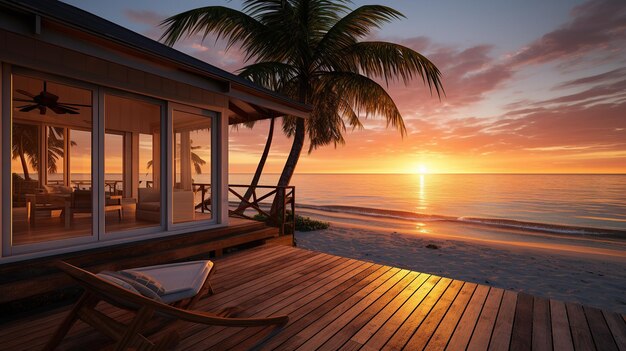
315 5 405 64
340 41 444 96
238 62 299 91
160 7 268 60
318 71 407 135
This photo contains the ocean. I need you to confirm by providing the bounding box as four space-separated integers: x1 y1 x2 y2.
48 172 626 237
230 173 626 237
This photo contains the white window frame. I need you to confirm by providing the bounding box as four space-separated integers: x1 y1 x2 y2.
167 102 219 231
2 67 99 256
98 88 167 242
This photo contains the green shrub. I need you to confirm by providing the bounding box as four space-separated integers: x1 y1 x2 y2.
294 215 330 231
251 213 329 232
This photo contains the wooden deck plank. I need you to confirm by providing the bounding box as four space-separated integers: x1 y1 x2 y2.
298 270 409 349
186 257 360 349
425 282 477 350
339 339 365 351
349 273 430 346
488 289 518 351
551 299 575 351
510 293 534 351
178 256 362 349
315 271 420 351
276 267 404 350
211 248 317 293
251 265 392 351
532 296 553 351
404 280 467 350
584 306 619 351
466 287 505 351
566 302 597 351
381 277 454 351
200 251 327 309
603 310 626 351
217 261 379 351
360 275 441 351
446 284 490 351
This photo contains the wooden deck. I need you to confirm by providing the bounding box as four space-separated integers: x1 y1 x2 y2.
1 245 625 351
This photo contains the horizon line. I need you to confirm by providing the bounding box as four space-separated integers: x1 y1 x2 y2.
230 172 626 175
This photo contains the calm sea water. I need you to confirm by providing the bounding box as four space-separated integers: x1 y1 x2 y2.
47 173 626 234
231 173 626 234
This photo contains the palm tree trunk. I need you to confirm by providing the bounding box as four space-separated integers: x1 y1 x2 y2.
270 117 305 222
18 146 31 181
234 117 275 215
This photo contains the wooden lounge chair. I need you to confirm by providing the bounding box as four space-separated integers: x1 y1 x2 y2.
44 261 288 350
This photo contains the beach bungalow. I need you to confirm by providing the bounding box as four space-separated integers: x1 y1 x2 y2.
0 0 309 299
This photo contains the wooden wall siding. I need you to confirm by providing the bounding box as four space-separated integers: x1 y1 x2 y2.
0 245 624 351
0 219 278 306
0 29 228 111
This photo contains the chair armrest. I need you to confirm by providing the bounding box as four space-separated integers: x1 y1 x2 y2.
154 305 289 327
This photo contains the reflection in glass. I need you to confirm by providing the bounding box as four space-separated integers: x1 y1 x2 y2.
46 126 66 186
104 94 162 233
172 109 212 223
11 74 93 245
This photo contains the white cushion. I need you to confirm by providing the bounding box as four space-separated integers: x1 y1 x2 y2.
123 260 213 304
97 273 140 295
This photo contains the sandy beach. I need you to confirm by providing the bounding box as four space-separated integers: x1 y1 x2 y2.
295 217 626 314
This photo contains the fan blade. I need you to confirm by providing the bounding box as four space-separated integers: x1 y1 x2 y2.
16 89 36 98
14 98 35 103
56 104 80 110
18 104 39 112
50 105 79 115
58 103 92 107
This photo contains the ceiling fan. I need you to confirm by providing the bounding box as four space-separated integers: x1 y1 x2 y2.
14 81 91 115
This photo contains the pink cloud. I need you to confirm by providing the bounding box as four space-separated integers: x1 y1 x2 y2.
386 41 514 117
555 67 626 89
511 0 626 67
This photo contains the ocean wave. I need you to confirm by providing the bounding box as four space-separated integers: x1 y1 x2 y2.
297 204 626 238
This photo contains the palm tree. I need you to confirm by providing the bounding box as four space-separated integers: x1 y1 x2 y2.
12 123 39 180
147 139 207 174
13 124 75 181
47 126 70 175
161 0 443 216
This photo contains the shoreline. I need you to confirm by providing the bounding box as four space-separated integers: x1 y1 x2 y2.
297 203 626 239
295 216 626 314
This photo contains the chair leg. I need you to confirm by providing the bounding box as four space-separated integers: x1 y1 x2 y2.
43 292 98 351
114 306 154 351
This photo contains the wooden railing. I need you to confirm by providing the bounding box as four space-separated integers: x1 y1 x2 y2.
228 184 295 235
57 179 295 234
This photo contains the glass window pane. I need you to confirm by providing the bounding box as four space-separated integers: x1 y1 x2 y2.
104 94 161 233
11 74 93 245
172 109 212 224
47 126 65 186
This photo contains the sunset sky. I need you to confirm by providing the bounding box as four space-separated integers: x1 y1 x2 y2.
63 0 626 174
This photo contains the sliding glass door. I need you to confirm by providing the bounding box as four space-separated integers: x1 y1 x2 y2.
172 106 215 224
104 93 163 234
10 73 94 246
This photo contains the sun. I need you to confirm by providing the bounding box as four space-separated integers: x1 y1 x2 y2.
416 164 428 174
